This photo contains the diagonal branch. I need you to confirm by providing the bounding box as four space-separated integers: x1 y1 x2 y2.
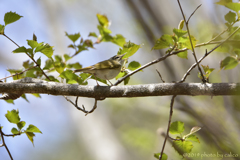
177 1 206 82
0 125 14 160
179 25 240 83
159 95 177 160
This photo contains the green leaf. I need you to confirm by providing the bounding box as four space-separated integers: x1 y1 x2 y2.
226 2 240 12
172 140 193 156
26 124 42 133
33 33 37 41
225 11 236 24
25 131 35 145
65 32 81 43
173 28 187 37
59 70 78 82
5 109 20 124
178 20 184 30
97 14 109 27
21 94 29 102
67 62 82 69
4 11 23 26
215 0 232 6
154 153 168 160
179 35 197 51
177 50 188 59
54 62 66 74
27 40 39 49
35 43 45 52
11 127 19 134
17 121 26 130
41 44 54 58
112 34 126 47
64 54 72 62
152 34 173 50
128 61 141 71
118 41 140 59
88 32 98 38
12 46 27 53
55 55 62 62
199 65 214 79
220 56 238 70
0 24 5 34
31 93 41 98
185 135 200 143
43 59 54 70
169 121 185 135
4 99 14 104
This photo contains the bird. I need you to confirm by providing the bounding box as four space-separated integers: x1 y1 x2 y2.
73 54 126 86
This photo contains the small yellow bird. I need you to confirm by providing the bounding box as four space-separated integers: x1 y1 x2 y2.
73 54 126 85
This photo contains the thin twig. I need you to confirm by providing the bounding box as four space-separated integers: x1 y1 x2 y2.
114 52 174 85
156 69 165 83
0 65 38 81
159 95 177 160
0 125 14 160
179 25 240 83
187 4 202 23
177 1 206 82
64 96 98 115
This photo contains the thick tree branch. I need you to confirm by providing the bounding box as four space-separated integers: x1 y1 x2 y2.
0 78 240 98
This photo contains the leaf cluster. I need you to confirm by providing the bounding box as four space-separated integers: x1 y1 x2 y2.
4 109 42 146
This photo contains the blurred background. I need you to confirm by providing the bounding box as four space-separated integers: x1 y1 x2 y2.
1 0 240 160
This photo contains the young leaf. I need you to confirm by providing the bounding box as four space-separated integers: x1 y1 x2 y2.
5 109 20 124
118 41 140 59
169 121 185 135
21 94 29 102
128 61 141 71
178 20 184 30
0 24 5 34
4 11 23 26
97 14 109 27
220 56 238 70
25 131 35 145
17 121 26 130
31 93 41 98
4 99 14 104
154 153 168 160
41 44 54 58
152 34 174 50
225 11 236 24
112 34 126 47
12 46 27 53
173 28 187 37
177 50 188 59
185 135 200 143
64 54 72 62
226 2 240 12
27 40 39 49
88 32 98 38
26 124 42 133
59 70 78 80
11 127 19 134
172 140 193 156
65 32 81 43
190 126 201 134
